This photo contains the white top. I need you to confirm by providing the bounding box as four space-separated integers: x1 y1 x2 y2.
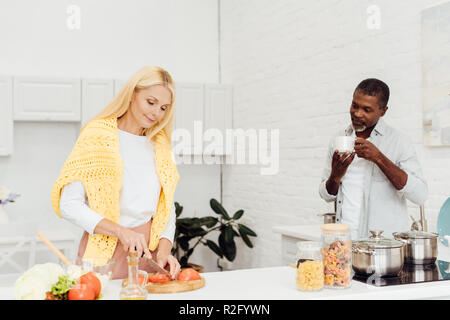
59 129 176 244
341 154 367 240
340 132 371 239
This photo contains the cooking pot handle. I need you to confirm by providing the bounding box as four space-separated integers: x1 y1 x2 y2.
392 233 409 244
352 247 375 255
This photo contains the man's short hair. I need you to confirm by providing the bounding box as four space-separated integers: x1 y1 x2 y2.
354 78 390 108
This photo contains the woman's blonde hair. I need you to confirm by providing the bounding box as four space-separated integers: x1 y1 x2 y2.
88 65 176 142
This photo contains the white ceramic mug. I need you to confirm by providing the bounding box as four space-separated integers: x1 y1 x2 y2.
334 136 355 154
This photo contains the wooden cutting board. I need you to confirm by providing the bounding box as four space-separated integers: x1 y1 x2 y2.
122 277 205 294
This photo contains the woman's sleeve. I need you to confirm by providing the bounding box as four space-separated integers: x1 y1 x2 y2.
159 204 176 245
59 181 104 235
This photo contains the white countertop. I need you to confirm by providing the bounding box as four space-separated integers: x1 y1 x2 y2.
2 265 450 300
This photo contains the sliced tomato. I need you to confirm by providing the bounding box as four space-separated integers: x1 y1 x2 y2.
148 273 171 284
79 271 102 298
68 283 96 300
177 268 201 281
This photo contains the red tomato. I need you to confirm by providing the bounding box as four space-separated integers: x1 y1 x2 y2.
177 268 201 281
45 292 56 300
79 272 101 297
68 283 96 300
148 273 171 284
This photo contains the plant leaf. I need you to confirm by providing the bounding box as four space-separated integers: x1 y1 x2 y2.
177 217 201 227
210 198 231 220
219 233 236 261
180 256 188 267
174 202 183 217
232 210 244 220
199 216 219 228
205 240 223 258
223 225 234 243
186 227 207 237
178 236 190 251
176 224 191 235
238 229 254 248
238 224 257 237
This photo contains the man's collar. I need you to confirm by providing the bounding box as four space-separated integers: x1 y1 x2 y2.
345 118 386 137
373 118 386 136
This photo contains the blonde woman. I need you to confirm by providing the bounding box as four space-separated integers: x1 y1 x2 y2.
51 66 181 280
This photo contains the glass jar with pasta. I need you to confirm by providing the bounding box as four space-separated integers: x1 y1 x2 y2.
295 241 324 291
320 223 352 289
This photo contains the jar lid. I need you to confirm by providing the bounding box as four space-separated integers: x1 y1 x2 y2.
320 223 350 233
296 241 322 251
393 230 439 240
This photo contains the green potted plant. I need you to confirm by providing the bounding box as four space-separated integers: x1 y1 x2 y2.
171 199 257 272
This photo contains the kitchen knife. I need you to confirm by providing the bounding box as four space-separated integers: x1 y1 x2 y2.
142 254 171 276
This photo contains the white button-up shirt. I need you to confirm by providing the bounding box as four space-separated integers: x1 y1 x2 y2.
319 119 428 239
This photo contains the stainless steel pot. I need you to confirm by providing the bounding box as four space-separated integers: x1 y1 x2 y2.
317 213 336 224
352 231 405 277
392 230 439 265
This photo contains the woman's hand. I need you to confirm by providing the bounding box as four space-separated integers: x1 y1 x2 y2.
116 226 151 258
93 219 151 257
156 254 181 280
154 238 181 280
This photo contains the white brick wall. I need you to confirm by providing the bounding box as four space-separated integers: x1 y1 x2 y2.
220 0 450 269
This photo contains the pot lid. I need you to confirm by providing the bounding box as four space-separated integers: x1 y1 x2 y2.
353 238 404 249
393 230 439 239
353 230 404 249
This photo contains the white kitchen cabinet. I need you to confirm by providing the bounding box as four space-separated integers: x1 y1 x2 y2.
8 76 232 156
81 79 114 126
0 76 13 156
204 84 233 155
173 83 233 155
13 77 81 122
174 82 205 155
204 84 233 132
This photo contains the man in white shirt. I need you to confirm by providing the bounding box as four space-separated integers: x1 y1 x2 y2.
319 78 428 239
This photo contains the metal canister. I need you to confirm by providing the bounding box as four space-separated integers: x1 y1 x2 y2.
317 213 336 224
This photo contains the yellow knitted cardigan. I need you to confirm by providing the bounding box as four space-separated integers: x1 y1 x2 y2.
51 117 179 265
